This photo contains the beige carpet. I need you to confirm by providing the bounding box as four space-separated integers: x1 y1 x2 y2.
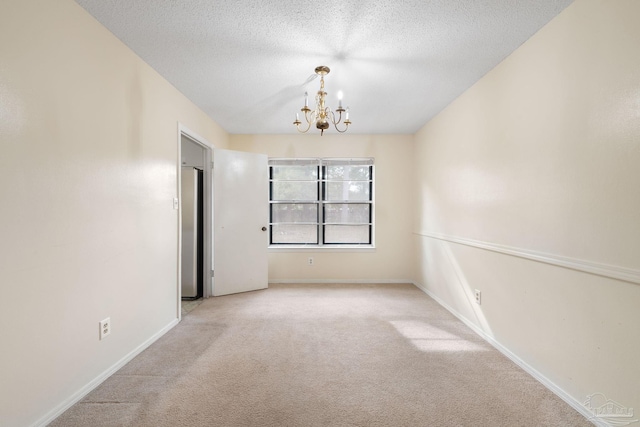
51 283 591 426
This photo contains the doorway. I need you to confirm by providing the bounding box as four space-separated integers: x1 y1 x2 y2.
178 126 213 318
177 126 269 317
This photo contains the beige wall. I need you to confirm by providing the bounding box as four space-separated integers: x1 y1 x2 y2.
231 134 414 283
0 1 228 426
413 0 640 418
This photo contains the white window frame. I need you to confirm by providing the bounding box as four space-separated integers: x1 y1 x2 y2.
268 157 375 250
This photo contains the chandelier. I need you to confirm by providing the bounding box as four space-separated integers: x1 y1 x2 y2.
293 66 351 136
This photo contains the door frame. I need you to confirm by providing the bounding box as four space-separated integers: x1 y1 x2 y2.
177 123 214 319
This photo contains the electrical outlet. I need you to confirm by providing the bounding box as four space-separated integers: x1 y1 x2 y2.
308 257 314 266
474 290 481 305
99 317 111 340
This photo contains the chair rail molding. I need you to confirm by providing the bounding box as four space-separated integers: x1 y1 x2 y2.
415 231 640 286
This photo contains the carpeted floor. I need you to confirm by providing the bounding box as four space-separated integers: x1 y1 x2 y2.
50 283 591 426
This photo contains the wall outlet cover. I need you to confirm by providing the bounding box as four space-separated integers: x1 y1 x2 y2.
99 318 111 340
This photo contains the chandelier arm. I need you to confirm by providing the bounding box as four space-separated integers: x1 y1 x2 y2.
329 109 344 125
304 109 316 125
295 121 313 133
333 121 350 133
294 109 317 133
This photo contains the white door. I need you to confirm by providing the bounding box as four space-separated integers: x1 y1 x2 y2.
212 148 268 296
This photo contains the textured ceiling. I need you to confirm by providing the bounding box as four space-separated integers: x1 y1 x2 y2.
75 0 574 135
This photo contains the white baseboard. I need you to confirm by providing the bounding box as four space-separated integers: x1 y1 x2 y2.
412 281 602 427
33 318 180 427
269 279 414 284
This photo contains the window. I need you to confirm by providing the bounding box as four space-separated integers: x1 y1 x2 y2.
269 158 374 247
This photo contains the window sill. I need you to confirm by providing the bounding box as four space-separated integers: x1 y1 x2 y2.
268 245 376 253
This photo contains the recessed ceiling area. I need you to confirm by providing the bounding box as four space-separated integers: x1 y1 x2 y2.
75 0 574 135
